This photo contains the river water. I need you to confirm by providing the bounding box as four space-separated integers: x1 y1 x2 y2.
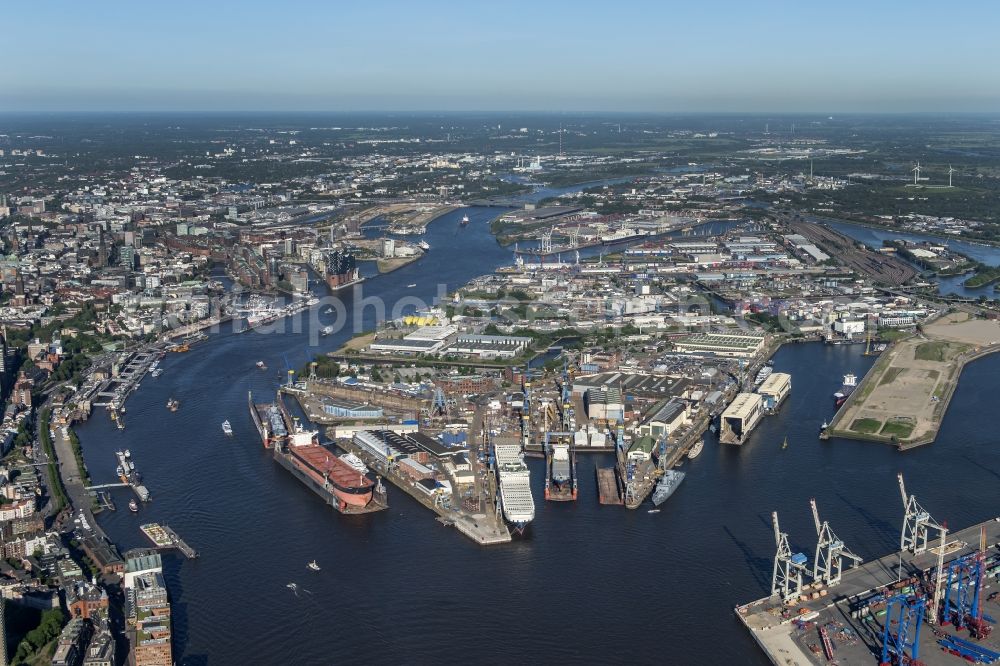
75 211 1000 664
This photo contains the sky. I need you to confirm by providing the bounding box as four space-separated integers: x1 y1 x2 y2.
4 0 1000 113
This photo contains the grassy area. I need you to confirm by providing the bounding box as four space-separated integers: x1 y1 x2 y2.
880 367 905 385
879 329 911 342
38 409 68 514
850 418 882 434
880 421 915 438
915 341 958 362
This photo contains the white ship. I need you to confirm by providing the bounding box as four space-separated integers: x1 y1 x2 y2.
418 240 430 251
600 225 649 245
493 443 535 533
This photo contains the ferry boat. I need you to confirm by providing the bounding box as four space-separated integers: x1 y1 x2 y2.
418 240 430 251
834 373 857 408
652 470 686 506
687 440 704 459
128 499 139 513
493 443 535 532
222 420 233 436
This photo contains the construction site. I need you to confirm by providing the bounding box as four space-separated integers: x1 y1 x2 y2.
737 474 1000 665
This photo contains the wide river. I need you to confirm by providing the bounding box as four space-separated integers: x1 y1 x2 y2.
76 211 1000 664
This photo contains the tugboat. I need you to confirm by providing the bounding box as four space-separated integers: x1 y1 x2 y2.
128 499 139 513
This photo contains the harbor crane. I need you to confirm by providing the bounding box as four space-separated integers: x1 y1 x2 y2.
898 472 945 555
771 511 810 602
810 498 863 586
898 472 948 625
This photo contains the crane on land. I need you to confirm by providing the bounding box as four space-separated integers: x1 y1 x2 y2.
771 511 810 601
810 498 862 586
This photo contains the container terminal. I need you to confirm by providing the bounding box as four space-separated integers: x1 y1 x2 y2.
736 473 1000 665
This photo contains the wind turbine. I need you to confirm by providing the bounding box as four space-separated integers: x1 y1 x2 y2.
948 165 956 188
911 162 922 186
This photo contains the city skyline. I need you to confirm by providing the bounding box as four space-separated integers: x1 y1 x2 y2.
5 0 1000 113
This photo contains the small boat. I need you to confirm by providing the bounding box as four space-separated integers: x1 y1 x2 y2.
781 435 788 450
167 398 179 412
647 509 661 514
418 240 430 251
124 449 131 458
459 213 469 227
116 465 123 477
324 307 335 314
820 420 829 432
320 325 334 336
222 420 233 436
307 560 320 571
687 440 704 459
256 361 267 370
406 283 416 288
128 499 138 513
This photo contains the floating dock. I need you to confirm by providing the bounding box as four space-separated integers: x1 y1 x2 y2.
596 468 622 505
140 523 198 559
736 517 1000 665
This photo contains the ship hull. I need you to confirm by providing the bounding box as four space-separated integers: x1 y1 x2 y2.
273 448 386 514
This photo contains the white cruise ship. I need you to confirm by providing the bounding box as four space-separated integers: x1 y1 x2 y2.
493 443 535 532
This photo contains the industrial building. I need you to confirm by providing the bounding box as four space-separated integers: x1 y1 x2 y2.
571 371 688 399
321 399 383 419
447 334 532 359
756 372 791 412
638 397 689 439
583 386 624 421
673 332 767 359
719 393 764 445
367 324 457 356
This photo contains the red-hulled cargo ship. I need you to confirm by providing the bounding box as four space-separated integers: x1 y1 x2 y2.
271 413 387 514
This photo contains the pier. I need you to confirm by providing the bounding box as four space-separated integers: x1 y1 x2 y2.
335 437 511 546
140 523 199 559
737 485 1000 666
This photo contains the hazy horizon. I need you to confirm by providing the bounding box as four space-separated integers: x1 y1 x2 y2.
6 0 1000 114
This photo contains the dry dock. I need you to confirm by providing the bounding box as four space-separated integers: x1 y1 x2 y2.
737 517 1000 665
334 437 511 546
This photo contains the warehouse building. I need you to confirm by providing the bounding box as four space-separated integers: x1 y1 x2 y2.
719 393 764 445
673 332 767 359
756 372 791 412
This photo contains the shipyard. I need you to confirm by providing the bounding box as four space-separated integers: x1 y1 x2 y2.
4 102 1000 665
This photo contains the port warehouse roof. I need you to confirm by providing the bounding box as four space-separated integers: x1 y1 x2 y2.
722 392 763 419
672 332 767 358
356 430 466 461
572 372 690 399
643 397 687 426
756 372 791 397
628 434 658 457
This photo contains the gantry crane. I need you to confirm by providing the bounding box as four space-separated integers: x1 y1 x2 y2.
898 472 946 555
810 498 863 586
898 472 948 624
771 511 810 602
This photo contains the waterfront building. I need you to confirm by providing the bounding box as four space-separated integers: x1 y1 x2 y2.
756 372 791 412
720 393 764 445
